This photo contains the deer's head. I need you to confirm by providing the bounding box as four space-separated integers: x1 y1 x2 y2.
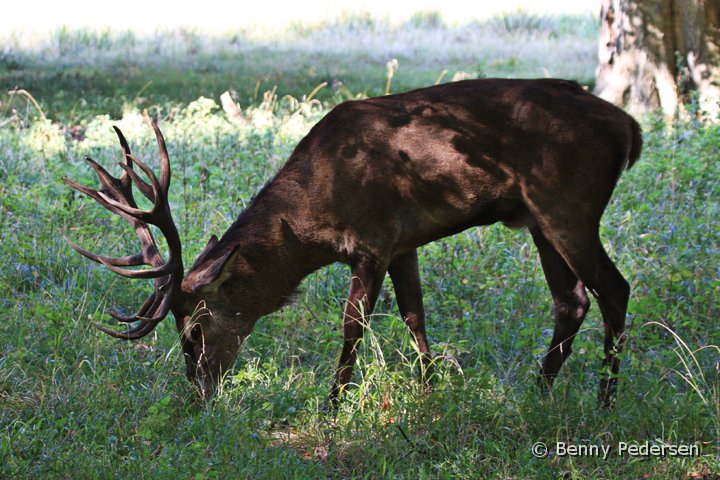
64 123 255 396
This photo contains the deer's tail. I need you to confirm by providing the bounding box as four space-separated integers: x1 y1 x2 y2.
626 117 643 171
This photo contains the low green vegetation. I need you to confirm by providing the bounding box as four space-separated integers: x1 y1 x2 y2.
1 11 598 125
1 12 718 479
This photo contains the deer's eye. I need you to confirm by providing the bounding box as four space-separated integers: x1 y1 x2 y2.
188 324 203 343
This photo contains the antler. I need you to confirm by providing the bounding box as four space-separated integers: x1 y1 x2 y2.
64 122 185 339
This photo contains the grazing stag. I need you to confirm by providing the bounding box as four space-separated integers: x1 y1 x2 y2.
65 79 641 405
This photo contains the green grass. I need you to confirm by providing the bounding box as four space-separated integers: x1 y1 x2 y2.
1 13 719 479
1 12 598 125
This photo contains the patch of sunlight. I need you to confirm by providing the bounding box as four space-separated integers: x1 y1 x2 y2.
20 118 65 155
12 93 322 158
3 0 596 36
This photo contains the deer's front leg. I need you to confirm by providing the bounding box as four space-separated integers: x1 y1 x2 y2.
388 250 433 385
328 256 386 406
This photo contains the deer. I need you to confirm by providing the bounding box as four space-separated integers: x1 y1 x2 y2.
64 79 642 407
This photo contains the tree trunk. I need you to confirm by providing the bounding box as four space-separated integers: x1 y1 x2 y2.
595 0 720 120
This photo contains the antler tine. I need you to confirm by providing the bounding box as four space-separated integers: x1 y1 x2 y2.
63 175 103 203
97 152 165 222
108 292 157 322
111 126 154 202
113 125 133 191
93 319 160 340
64 154 143 219
101 258 177 279
118 161 154 202
113 124 159 203
84 156 126 199
93 289 173 340
64 176 148 230
64 236 146 267
63 176 135 221
151 121 172 195
97 191 154 222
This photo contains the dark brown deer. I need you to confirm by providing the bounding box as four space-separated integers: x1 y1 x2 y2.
65 79 642 406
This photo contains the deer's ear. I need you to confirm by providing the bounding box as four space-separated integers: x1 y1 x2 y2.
182 238 250 294
190 235 219 268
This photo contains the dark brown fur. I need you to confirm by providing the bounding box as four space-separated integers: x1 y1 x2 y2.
69 79 642 405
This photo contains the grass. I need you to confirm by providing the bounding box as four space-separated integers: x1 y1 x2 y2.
1 12 719 479
1 12 598 125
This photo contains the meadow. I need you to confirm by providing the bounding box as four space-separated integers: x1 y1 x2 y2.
1 12 718 479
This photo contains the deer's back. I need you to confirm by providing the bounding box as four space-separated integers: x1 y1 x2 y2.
275 79 638 259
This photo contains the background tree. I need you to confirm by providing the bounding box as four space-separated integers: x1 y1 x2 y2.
595 0 720 119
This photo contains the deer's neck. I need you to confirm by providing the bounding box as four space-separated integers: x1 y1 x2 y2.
221 184 335 318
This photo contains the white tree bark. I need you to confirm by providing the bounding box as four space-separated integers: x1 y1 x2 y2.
595 0 720 120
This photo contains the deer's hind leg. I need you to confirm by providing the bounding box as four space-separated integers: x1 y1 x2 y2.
530 226 590 387
531 220 629 407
